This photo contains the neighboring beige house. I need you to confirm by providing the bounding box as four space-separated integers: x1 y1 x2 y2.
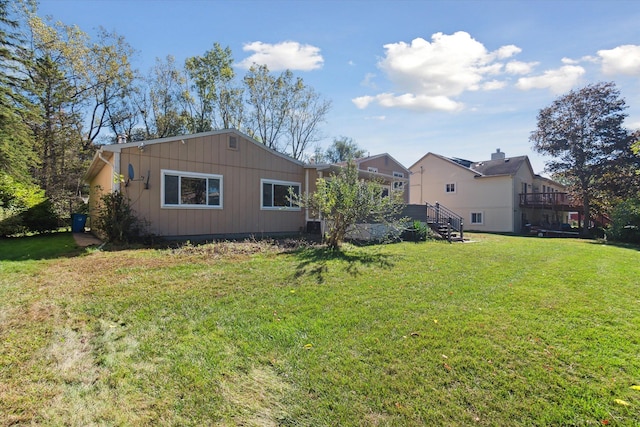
84 129 408 240
409 149 574 233
315 153 410 203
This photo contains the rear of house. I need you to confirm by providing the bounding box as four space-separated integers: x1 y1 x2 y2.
85 130 307 240
409 150 571 234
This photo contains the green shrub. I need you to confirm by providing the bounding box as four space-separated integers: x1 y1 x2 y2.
21 200 61 233
0 173 54 236
94 190 147 244
607 198 640 243
0 213 25 237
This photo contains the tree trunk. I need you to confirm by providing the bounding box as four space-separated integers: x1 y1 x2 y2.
581 189 590 236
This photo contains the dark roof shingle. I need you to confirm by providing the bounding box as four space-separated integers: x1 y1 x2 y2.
469 156 528 176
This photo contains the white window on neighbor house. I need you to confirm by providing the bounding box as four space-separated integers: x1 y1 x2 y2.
161 170 223 208
367 167 378 173
393 171 404 191
445 183 456 193
261 179 301 210
471 212 483 225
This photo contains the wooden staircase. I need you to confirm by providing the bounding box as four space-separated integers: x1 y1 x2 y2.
425 202 464 242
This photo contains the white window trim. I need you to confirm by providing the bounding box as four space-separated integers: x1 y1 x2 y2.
260 179 301 211
393 171 405 191
471 211 484 225
161 169 223 209
445 182 456 194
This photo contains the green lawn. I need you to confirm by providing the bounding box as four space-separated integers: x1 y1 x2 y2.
1 233 639 426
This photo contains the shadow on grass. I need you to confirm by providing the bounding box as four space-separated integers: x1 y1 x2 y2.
0 232 85 261
291 246 394 284
586 239 640 252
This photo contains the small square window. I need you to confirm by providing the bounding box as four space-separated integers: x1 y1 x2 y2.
393 171 404 191
471 212 483 224
445 183 456 193
228 136 238 150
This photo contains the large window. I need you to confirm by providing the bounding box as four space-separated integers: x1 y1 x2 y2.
261 179 300 210
162 170 222 208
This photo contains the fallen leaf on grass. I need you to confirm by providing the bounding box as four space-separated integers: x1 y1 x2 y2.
601 420 610 425
304 343 313 349
614 398 631 406
443 363 452 371
630 385 640 390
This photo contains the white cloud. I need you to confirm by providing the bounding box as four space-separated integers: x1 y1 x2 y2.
627 119 640 131
482 80 507 90
365 115 386 121
352 95 374 109
516 65 585 93
561 57 579 65
598 45 640 75
353 93 463 112
237 41 324 71
562 55 599 65
492 45 522 60
361 72 378 89
505 60 538 75
355 31 522 112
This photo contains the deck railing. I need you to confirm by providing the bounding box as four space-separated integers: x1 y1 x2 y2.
519 192 577 210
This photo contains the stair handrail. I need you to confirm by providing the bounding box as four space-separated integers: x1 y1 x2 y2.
425 202 464 242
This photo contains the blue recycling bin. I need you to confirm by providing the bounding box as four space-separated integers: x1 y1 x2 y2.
71 213 88 233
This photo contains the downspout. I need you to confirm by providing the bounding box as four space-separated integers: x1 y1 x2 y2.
305 168 309 223
420 165 424 204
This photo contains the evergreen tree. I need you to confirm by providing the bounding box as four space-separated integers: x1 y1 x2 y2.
0 0 37 182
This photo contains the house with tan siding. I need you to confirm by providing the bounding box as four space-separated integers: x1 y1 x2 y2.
84 129 408 240
409 149 574 234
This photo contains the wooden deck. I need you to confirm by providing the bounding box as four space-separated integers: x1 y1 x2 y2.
519 192 580 212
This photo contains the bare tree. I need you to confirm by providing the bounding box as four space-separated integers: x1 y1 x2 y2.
286 85 331 161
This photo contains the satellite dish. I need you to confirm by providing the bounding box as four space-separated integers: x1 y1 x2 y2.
128 164 135 181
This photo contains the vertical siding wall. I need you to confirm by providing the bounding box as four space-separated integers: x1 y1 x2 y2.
118 134 306 237
88 156 115 233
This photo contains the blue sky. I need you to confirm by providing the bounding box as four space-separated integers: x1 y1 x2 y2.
37 0 640 173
